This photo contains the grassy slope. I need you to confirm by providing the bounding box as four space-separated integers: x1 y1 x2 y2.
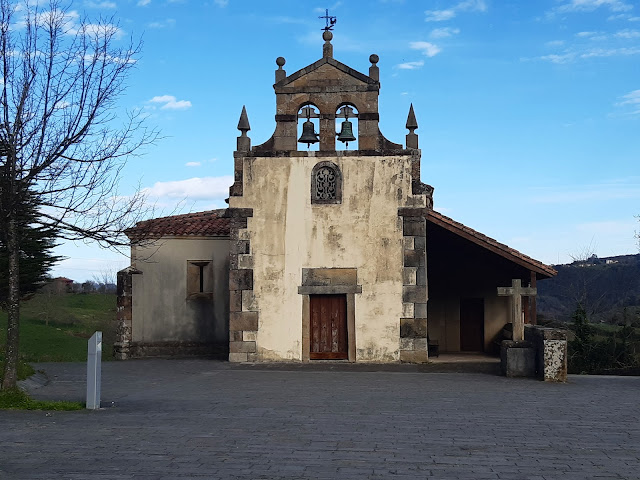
0 292 116 365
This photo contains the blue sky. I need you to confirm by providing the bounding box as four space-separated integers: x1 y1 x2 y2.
46 0 640 281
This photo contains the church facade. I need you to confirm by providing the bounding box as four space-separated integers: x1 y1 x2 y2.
115 31 555 363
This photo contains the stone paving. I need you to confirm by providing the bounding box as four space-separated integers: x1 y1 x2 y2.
1 359 639 479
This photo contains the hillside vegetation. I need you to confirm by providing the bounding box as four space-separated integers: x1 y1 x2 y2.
537 254 640 325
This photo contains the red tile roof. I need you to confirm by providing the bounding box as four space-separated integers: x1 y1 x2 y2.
126 209 231 239
427 210 557 278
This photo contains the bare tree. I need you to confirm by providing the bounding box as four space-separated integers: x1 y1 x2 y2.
0 1 156 389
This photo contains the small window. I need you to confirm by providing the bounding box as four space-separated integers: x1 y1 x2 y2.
311 161 342 204
187 260 213 298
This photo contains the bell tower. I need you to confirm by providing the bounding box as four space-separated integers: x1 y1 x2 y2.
233 29 410 156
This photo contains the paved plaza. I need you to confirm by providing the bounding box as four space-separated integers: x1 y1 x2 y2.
1 359 639 479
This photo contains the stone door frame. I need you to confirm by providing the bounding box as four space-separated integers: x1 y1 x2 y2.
298 268 361 362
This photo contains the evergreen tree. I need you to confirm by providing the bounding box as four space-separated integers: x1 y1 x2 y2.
0 189 60 308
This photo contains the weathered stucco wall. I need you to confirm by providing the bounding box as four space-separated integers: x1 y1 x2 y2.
229 154 425 362
131 237 230 345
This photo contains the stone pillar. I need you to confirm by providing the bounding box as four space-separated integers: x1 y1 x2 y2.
114 267 138 360
399 211 428 363
525 325 568 382
227 208 257 362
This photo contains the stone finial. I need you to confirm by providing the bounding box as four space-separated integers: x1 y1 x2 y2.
275 56 286 83
237 106 251 153
323 30 333 58
369 54 379 81
406 103 418 149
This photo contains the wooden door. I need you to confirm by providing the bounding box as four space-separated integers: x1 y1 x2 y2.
310 294 348 360
460 298 484 352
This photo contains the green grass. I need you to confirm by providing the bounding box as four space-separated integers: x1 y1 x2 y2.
0 292 116 366
0 387 83 411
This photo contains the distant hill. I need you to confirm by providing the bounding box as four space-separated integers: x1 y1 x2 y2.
537 254 640 325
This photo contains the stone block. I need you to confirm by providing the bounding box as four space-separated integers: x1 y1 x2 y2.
403 285 427 303
416 267 427 287
400 318 427 338
404 249 424 267
242 290 258 312
230 341 256 353
403 236 415 250
414 303 428 318
238 254 253 269
402 267 417 286
302 268 357 286
400 350 429 364
399 338 414 350
402 303 415 318
230 311 258 331
243 331 257 342
229 352 248 363
229 269 253 291
413 338 428 351
543 340 567 382
230 331 243 342
403 218 425 237
414 236 426 252
230 239 249 255
230 290 242 312
500 341 536 378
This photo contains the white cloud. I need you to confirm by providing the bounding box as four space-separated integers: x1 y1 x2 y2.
615 89 640 115
84 1 116 8
149 95 192 110
137 0 151 5
430 27 460 38
81 23 125 40
185 161 201 167
554 0 633 14
410 41 442 57
425 9 456 21
538 44 640 63
147 19 176 29
143 176 233 200
214 0 229 6
580 46 640 57
615 28 640 38
545 40 565 47
576 31 598 36
396 61 424 70
425 0 486 22
539 52 576 63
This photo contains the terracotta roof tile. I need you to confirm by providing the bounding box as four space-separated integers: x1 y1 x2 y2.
427 210 557 278
126 209 231 239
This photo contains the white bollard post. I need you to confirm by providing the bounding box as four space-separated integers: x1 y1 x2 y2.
86 331 102 410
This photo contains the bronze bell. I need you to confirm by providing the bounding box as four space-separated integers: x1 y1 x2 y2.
337 119 356 144
298 120 319 145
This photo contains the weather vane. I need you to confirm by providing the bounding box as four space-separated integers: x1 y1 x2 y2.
319 8 337 31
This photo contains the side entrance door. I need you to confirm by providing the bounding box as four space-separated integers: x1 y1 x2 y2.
460 298 484 352
310 294 348 359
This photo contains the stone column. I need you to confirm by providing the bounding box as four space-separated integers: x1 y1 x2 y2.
398 210 428 363
114 267 138 360
227 208 257 362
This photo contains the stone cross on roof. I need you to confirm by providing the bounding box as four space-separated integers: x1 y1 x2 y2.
497 278 537 342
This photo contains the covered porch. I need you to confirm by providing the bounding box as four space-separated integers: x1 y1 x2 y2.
425 211 556 355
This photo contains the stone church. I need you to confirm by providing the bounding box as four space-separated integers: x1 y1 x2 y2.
115 30 556 363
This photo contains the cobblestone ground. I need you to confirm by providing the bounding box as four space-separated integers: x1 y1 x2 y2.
1 360 639 479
